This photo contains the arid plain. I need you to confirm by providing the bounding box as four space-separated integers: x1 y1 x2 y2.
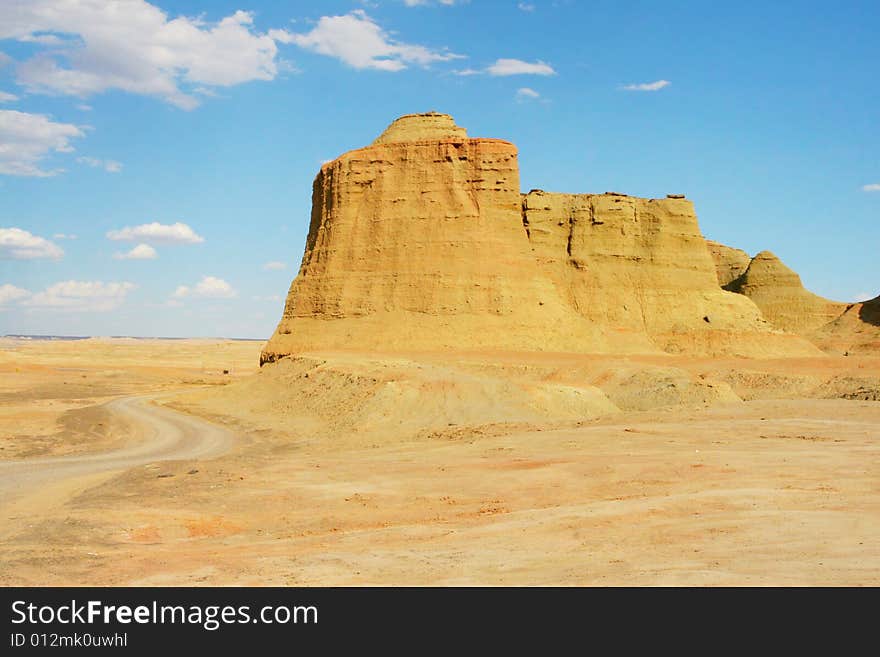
3 113 878 586
1 337 878 586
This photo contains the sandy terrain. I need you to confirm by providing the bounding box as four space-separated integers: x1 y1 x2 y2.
0 395 236 536
1 338 878 585
0 338 258 459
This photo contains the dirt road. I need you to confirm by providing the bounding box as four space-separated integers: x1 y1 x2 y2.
0 395 236 527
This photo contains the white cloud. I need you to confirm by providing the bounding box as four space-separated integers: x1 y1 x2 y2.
862 183 880 192
403 0 465 5
173 275 236 299
0 52 10 67
621 79 670 92
0 283 30 306
273 10 462 72
854 291 877 302
113 243 157 260
18 33 69 47
452 68 480 76
0 91 18 102
23 280 135 311
516 87 540 101
76 104 92 111
106 222 204 245
193 86 219 98
0 110 85 177
52 233 77 240
262 260 287 271
0 227 63 259
77 156 122 173
0 1 286 110
487 58 555 76
518 3 536 11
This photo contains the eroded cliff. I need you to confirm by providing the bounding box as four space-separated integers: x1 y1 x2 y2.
811 295 880 354
704 242 879 353
706 240 752 288
263 112 818 363
725 251 848 334
263 113 619 359
520 191 811 355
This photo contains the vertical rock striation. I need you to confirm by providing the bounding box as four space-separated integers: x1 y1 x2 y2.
706 240 752 288
726 251 848 334
811 295 880 354
262 112 819 364
704 241 879 353
520 191 810 355
262 113 616 361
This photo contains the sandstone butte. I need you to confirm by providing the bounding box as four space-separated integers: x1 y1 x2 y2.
262 112 836 364
705 244 880 354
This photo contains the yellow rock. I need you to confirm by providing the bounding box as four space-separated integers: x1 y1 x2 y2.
727 251 847 334
810 295 880 354
263 113 819 363
521 191 813 355
372 111 468 145
706 239 751 288
705 243 880 354
264 113 621 360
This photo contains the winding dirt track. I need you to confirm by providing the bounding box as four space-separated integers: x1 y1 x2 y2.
0 395 235 512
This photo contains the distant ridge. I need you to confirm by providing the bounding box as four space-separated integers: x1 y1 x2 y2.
4 335 90 341
704 242 879 354
3 334 265 341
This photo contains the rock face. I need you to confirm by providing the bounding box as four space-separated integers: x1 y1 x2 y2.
809 295 880 354
705 241 880 353
520 191 807 355
263 112 818 363
706 240 751 288
726 251 848 334
263 112 617 359
372 112 468 145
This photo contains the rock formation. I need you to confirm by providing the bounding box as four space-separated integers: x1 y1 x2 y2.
810 295 880 354
262 112 818 364
262 112 615 359
373 112 468 144
724 251 847 334
706 240 751 288
518 190 812 355
705 242 879 354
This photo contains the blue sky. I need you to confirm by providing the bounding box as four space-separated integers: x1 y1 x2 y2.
1 0 878 338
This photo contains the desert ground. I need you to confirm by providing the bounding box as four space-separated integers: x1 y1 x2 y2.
1 337 878 586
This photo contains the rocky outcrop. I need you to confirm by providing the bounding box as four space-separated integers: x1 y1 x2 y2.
263 113 618 359
262 113 818 363
811 295 880 354
706 240 751 288
520 191 811 355
705 241 880 353
726 251 848 334
372 112 468 145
